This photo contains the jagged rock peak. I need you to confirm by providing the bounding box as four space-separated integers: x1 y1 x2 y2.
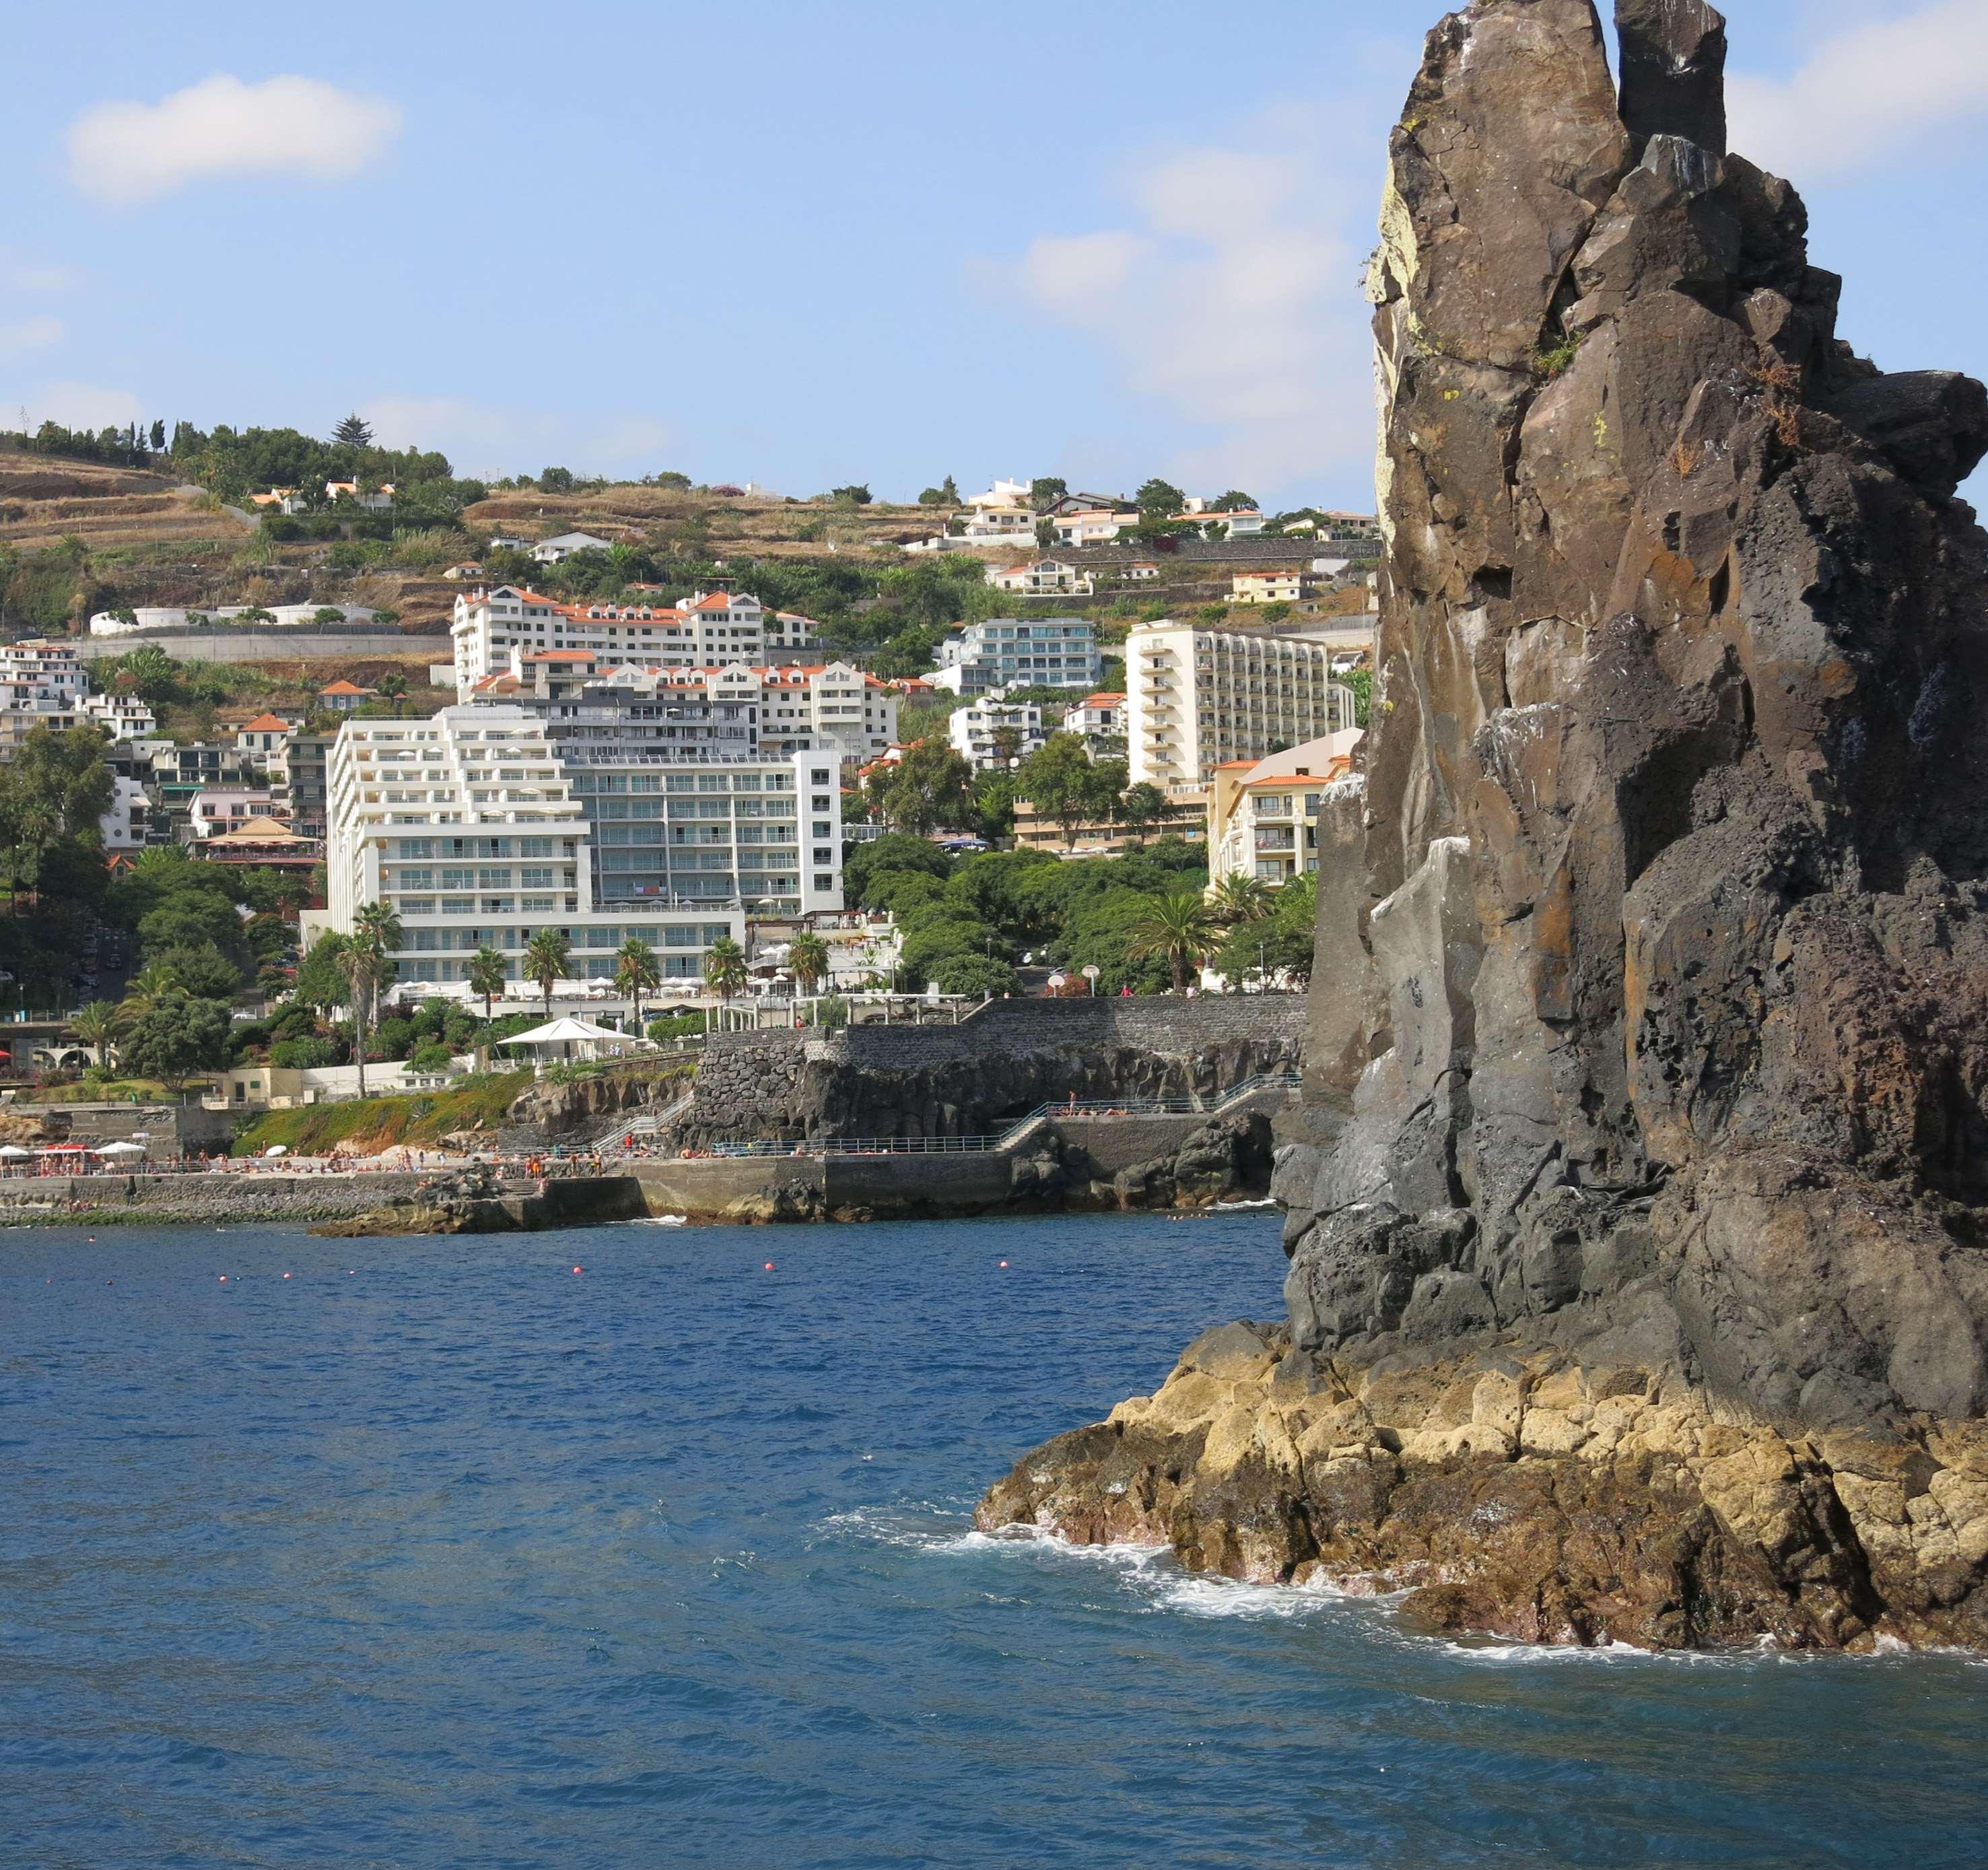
1617 0 1728 156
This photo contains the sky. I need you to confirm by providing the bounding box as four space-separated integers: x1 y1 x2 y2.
4 0 1987 512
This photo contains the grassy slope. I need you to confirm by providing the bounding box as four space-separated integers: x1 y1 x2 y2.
230 1071 535 1157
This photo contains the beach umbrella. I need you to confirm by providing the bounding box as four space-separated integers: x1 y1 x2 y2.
96 1140 145 1158
0 1144 32 1159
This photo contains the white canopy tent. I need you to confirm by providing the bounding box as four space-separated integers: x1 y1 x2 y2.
498 1017 658 1066
96 1140 147 1158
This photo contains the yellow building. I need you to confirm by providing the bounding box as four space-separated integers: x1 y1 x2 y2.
1205 733 1361 888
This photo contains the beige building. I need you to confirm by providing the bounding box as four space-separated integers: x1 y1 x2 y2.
1232 570 1303 605
1126 621 1361 790
1205 733 1363 889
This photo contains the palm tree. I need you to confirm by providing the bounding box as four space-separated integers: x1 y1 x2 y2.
614 937 660 1034
466 943 508 1025
524 928 572 1017
344 900 403 1098
118 962 187 1027
704 935 749 1002
337 941 381 1098
1127 889 1219 993
69 1000 125 1071
1210 875 1275 926
788 932 829 997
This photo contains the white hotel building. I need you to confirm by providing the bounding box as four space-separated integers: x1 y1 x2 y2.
1126 622 1361 791
327 706 844 987
450 586 776 698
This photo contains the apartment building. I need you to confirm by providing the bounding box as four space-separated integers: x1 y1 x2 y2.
272 733 334 839
1066 691 1126 754
933 618 1101 696
450 586 770 696
1126 621 1361 790
1205 733 1362 889
0 638 86 696
473 649 897 764
80 692 158 741
949 696 1046 771
327 706 751 988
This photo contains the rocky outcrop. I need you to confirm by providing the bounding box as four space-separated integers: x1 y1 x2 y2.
1113 1114 1274 1211
981 0 1988 1649
309 1164 520 1236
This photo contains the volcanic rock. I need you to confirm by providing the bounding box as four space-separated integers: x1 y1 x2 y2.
980 0 1988 1650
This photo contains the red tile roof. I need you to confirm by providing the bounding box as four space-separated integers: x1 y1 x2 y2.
240 712 294 732
317 681 374 697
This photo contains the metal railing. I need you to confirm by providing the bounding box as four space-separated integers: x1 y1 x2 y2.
693 1073 1301 1160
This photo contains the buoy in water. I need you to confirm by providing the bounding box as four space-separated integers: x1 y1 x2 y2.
572 1265 583 1275
999 1260 1008 1269
764 1261 775 1271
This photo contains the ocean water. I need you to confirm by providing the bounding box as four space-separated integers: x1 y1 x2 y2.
3 1213 1985 1869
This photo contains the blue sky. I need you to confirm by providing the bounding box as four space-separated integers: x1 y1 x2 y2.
4 0 1986 511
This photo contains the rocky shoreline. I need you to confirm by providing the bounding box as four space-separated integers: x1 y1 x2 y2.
978 1323 1988 1652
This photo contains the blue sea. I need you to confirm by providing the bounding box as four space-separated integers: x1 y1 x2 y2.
3 1212 1985 1868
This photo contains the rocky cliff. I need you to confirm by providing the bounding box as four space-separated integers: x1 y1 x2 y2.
980 0 1988 1650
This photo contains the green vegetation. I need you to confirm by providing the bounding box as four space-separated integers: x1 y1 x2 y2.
1214 873 1319 987
848 836 1213 995
230 1071 537 1157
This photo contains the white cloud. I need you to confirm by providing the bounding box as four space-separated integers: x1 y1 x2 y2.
986 110 1387 499
2 382 143 431
67 75 401 207
1728 0 1988 180
0 318 63 359
360 397 673 479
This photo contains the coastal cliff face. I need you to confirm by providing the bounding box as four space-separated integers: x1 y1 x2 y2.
980 0 1988 1650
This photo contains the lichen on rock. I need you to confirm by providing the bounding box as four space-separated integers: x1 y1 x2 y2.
979 0 1988 1651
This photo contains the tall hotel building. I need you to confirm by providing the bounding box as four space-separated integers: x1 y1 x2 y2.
326 706 842 987
1125 622 1360 791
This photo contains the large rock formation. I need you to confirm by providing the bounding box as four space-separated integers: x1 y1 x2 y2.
980 0 1988 1650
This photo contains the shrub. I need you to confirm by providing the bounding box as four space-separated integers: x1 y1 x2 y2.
271 1036 339 1070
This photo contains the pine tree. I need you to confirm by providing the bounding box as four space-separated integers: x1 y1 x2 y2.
333 413 374 448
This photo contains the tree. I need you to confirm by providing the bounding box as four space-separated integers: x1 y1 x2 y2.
68 1000 124 1069
539 467 576 493
1030 477 1068 508
871 739 974 836
122 997 233 1087
466 943 507 1024
333 413 375 448
927 951 1020 999
148 419 166 451
1135 477 1187 519
1127 889 1219 992
153 944 244 1001
293 932 352 1013
614 936 660 1030
1209 490 1258 512
1017 734 1124 850
118 961 188 1029
704 935 749 1001
340 900 403 1096
1209 875 1275 926
788 932 829 995
524 928 572 1015
374 670 408 700
844 832 950 906
1215 875 1318 989
830 483 872 506
1120 781 1171 846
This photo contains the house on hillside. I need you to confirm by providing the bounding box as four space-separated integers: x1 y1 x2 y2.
1067 692 1126 755
326 481 395 511
236 712 296 758
949 696 1046 771
1232 570 1303 605
444 562 484 580
532 531 614 563
316 680 378 714
985 558 1093 597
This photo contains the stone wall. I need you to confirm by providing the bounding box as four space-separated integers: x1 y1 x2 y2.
669 998 1307 1148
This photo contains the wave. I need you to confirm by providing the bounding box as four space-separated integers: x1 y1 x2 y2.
635 1215 688 1227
